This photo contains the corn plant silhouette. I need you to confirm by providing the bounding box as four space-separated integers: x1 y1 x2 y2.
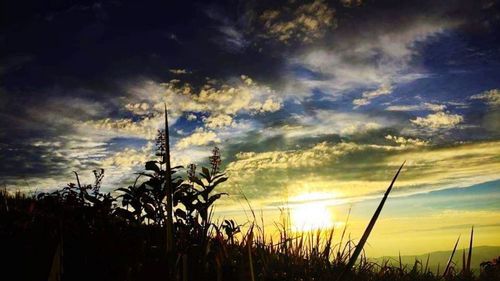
163 104 175 255
110 107 229 278
173 147 228 245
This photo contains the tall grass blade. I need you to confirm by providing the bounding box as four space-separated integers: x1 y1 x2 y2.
339 161 405 280
424 254 430 273
338 207 351 261
164 104 174 254
399 251 403 273
443 235 460 278
466 225 474 273
462 249 466 273
247 226 255 281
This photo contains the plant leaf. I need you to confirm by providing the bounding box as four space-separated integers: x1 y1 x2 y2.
145 161 160 173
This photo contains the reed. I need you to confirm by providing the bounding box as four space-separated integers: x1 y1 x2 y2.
338 161 405 280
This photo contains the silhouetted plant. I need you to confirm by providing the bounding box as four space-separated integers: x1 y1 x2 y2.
480 256 500 281
111 108 229 266
114 178 146 224
185 147 228 230
39 169 114 213
221 219 241 244
114 155 183 226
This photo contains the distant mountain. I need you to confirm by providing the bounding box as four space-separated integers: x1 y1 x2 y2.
370 246 500 273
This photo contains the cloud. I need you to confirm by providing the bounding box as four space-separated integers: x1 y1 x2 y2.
410 111 464 130
386 102 446 112
216 25 250 52
226 140 429 175
175 129 221 149
353 83 393 108
186 113 197 121
0 94 125 182
80 74 283 146
222 140 500 211
124 102 151 115
169 68 191 74
204 114 233 129
203 4 252 53
125 75 281 118
81 116 163 140
100 145 151 169
470 89 500 106
271 110 393 139
285 13 455 101
385 135 429 147
260 98 282 112
259 0 336 43
387 141 500 193
227 142 351 171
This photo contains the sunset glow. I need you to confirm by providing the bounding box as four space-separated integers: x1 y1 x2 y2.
291 199 334 232
2 0 500 265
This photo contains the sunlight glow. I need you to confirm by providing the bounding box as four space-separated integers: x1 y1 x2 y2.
290 193 335 232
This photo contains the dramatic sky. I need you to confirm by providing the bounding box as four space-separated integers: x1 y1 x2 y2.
2 0 500 256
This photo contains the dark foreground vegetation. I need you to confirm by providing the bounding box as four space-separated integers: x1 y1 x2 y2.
2 111 499 281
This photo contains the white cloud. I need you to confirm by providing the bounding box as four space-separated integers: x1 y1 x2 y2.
386 141 500 194
227 142 365 172
385 135 429 147
175 129 221 149
125 75 282 119
101 146 151 169
81 116 164 140
186 113 197 121
169 68 191 74
79 74 282 147
285 18 455 101
470 89 500 106
410 111 463 130
386 102 446 112
256 98 282 113
353 83 393 108
124 102 151 115
269 110 393 139
204 114 233 129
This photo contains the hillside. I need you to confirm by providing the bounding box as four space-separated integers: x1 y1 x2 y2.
371 246 500 272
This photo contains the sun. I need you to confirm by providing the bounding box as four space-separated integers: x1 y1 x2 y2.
290 193 334 232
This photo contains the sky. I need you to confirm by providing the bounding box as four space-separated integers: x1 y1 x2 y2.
1 0 500 257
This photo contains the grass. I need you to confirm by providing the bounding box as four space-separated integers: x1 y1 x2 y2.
1 175 500 281
1 108 499 281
